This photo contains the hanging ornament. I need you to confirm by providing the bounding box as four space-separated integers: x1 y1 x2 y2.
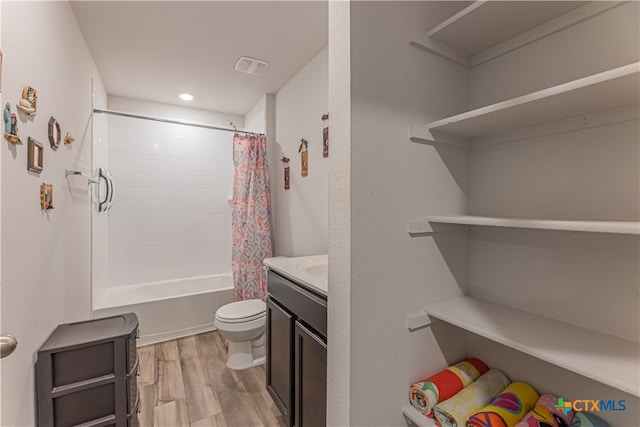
298 138 308 177
322 113 329 158
281 157 290 190
64 132 75 145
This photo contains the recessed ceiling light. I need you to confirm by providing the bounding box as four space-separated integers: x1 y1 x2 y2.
179 93 194 101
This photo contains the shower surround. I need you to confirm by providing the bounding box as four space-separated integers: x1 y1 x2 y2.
92 98 244 343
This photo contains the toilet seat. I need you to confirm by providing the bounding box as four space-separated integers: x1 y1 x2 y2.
215 299 266 324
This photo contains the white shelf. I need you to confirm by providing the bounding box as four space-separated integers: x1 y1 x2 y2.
411 63 640 142
425 296 640 397
423 215 640 235
411 2 622 68
402 405 438 427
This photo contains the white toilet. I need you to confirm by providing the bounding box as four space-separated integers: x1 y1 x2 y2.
214 299 267 370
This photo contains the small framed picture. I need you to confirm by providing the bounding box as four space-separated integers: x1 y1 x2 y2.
40 183 54 211
48 116 61 150
28 137 44 173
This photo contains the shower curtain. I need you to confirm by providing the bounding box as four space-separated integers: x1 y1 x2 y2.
231 133 273 301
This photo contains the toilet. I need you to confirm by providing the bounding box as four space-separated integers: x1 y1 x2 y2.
214 299 266 370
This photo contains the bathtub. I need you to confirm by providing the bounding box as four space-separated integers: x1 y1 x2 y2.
93 274 234 345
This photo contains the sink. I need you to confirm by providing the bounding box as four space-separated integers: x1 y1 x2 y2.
296 258 328 280
263 255 328 295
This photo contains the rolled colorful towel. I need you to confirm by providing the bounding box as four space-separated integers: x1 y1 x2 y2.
466 382 539 427
515 394 575 427
434 369 510 427
409 358 490 417
570 412 610 427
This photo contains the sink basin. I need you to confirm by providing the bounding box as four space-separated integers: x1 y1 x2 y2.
297 259 328 280
263 255 328 295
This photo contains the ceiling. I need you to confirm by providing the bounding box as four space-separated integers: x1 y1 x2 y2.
70 1 328 116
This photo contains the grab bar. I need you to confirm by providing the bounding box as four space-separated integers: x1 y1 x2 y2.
96 168 114 212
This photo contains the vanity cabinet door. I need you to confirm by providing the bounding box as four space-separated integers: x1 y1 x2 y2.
294 321 327 427
266 297 294 427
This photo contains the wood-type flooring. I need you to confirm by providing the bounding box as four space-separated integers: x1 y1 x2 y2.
135 330 287 427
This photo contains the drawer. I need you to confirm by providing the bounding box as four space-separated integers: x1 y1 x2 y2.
267 271 327 338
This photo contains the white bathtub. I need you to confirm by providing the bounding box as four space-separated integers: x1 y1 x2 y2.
93 274 234 345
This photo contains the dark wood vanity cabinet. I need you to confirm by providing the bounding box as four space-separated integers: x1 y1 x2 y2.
266 270 327 427
36 313 140 427
294 321 327 427
266 297 294 425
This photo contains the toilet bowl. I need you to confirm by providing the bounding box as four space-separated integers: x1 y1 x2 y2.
214 299 266 370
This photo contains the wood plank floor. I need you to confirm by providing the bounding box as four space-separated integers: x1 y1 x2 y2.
135 330 287 427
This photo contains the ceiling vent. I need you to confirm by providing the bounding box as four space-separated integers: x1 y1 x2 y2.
235 56 269 76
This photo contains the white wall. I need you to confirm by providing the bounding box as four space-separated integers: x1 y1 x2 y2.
98 97 243 288
329 2 471 425
244 94 268 133
0 2 107 425
327 3 351 424
272 46 329 257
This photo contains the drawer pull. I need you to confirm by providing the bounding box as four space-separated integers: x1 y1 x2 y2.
128 389 141 417
126 352 140 378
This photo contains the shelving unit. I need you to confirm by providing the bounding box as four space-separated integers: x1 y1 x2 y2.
425 296 640 397
402 405 437 427
404 2 639 424
415 215 640 235
410 62 640 143
410 1 622 68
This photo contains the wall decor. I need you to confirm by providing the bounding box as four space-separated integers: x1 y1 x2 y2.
298 138 308 177
3 103 9 134
40 183 54 211
28 137 44 173
48 117 61 150
64 132 75 145
4 103 22 145
322 113 329 158
281 157 291 190
17 85 37 116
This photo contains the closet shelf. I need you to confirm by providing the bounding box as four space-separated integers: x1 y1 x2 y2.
410 63 640 142
425 296 640 397
411 2 622 68
402 405 438 427
422 215 640 235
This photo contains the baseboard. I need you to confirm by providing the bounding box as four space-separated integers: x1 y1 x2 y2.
137 322 219 347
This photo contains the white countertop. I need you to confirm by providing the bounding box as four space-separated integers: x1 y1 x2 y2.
263 255 328 296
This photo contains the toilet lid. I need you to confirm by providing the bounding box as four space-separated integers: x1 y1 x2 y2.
216 299 266 323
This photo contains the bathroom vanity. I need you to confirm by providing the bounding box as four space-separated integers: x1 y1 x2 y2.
263 255 328 427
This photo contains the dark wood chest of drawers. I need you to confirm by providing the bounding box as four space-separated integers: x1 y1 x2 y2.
36 313 139 427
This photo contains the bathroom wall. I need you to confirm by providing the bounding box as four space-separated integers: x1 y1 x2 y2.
328 2 470 425
0 2 107 425
243 48 328 258
244 94 268 133
100 97 243 287
273 46 328 257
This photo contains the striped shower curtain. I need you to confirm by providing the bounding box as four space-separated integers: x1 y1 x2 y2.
231 133 273 301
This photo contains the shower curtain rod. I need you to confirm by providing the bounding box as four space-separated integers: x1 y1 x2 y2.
93 108 260 135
